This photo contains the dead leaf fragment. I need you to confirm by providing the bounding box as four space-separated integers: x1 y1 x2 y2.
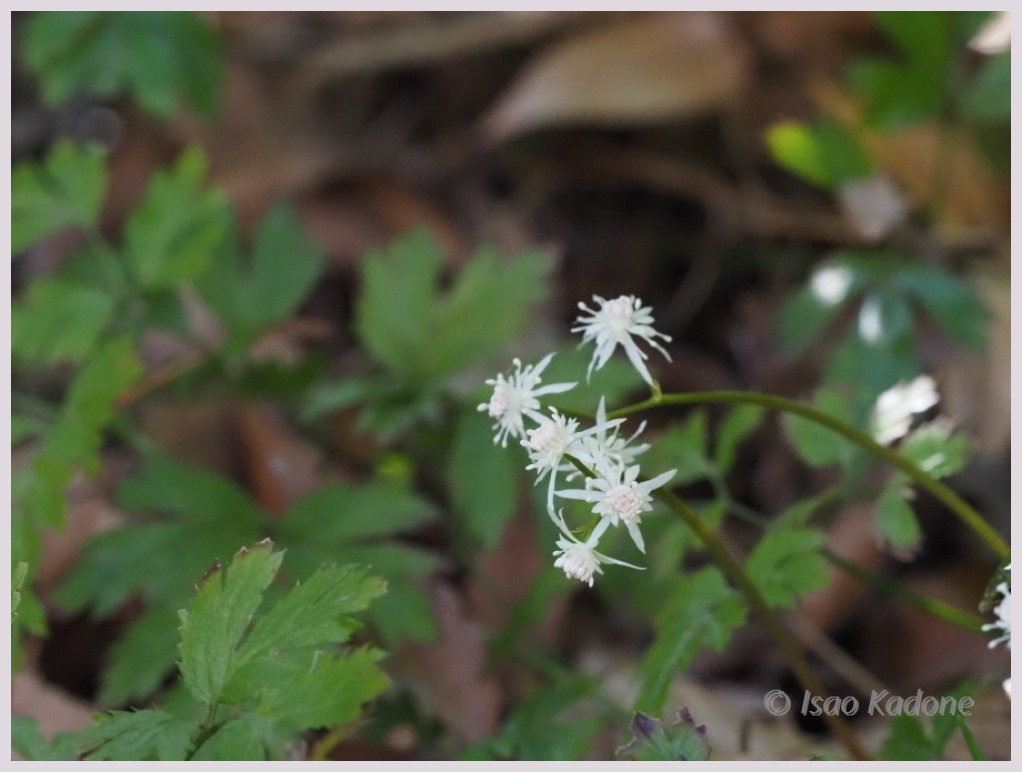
482 12 748 142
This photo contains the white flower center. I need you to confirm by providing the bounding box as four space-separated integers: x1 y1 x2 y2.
487 383 513 417
555 542 598 583
605 484 644 522
530 421 569 456
604 296 635 330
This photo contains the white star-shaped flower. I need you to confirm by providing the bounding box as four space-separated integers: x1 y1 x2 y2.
572 294 672 386
478 353 576 447
522 408 623 518
557 463 676 553
552 515 642 587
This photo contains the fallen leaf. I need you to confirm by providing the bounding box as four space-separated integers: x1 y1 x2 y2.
482 12 748 142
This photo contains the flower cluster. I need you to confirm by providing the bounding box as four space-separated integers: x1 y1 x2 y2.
479 295 675 586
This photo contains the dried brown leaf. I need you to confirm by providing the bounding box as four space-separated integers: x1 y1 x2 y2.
482 12 748 142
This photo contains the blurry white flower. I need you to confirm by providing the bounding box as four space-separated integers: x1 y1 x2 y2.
572 294 672 386
982 569 1011 650
522 408 623 517
870 375 940 445
478 353 576 447
557 463 676 554
552 517 642 587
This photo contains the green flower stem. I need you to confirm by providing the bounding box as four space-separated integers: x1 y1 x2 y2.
822 549 986 633
654 485 871 761
607 390 1008 559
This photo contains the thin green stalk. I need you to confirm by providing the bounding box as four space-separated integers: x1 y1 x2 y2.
653 486 871 760
606 390 1008 559
822 549 986 633
955 714 986 761
310 721 357 761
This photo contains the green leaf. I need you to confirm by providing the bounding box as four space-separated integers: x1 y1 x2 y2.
895 266 990 351
713 405 763 474
178 540 282 706
248 647 389 732
617 709 710 761
356 228 445 376
12 716 80 761
899 422 967 479
745 527 829 608
198 203 325 349
636 567 747 714
12 277 116 364
77 710 198 761
782 389 855 468
22 12 223 120
449 409 519 549
11 139 107 254
355 228 551 381
874 480 922 555
282 481 435 543
22 337 141 528
766 119 873 190
229 564 385 676
123 147 228 289
100 608 180 706
190 714 284 761
428 245 551 378
55 454 265 617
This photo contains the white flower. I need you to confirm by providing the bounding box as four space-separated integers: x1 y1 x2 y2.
572 294 672 386
869 375 939 445
478 353 576 447
571 397 650 478
552 516 642 587
522 408 623 517
557 463 676 554
982 569 1011 650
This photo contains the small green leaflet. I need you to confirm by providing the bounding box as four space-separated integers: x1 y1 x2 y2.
355 227 551 382
874 480 922 557
12 277 116 365
782 389 855 468
197 202 326 355
898 422 968 479
22 337 141 528
23 11 223 120
123 147 229 290
179 540 282 706
635 567 747 714
11 140 107 254
12 716 80 761
279 481 439 643
745 526 829 608
766 119 873 191
76 710 198 761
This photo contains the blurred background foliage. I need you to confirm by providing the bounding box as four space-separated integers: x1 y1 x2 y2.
11 10 1010 760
